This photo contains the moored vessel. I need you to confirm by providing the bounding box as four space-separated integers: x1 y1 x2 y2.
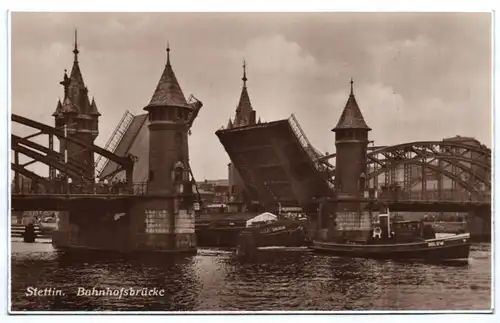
236 212 308 257
310 209 471 261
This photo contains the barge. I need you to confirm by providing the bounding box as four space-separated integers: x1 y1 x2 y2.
236 212 308 257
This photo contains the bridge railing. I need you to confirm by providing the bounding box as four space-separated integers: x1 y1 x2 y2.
374 186 490 203
327 187 490 204
288 114 334 189
11 182 152 196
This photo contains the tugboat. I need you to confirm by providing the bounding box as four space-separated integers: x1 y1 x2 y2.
236 212 307 258
310 208 471 261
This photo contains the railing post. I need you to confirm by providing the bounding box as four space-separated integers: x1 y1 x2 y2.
48 134 55 180
126 167 134 194
14 151 20 194
63 124 69 195
421 159 427 201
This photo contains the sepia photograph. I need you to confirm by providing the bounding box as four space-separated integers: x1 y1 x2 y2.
9 11 492 312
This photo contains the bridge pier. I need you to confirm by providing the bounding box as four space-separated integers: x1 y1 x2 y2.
129 198 196 253
52 209 130 251
50 196 196 253
467 209 491 242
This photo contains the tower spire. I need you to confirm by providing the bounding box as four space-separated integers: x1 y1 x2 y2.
145 45 188 109
242 60 247 88
332 78 370 131
166 42 171 66
73 29 79 63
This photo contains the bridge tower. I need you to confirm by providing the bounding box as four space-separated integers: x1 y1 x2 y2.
227 61 258 211
52 30 100 181
326 79 372 240
332 79 371 195
133 45 197 252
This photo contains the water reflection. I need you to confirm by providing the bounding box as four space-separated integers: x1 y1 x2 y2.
11 243 491 311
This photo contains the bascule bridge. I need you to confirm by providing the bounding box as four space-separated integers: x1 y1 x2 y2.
10 34 491 245
216 79 491 241
11 36 203 252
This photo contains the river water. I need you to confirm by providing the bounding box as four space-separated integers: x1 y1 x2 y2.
10 239 491 312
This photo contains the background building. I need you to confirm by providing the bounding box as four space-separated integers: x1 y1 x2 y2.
197 179 230 205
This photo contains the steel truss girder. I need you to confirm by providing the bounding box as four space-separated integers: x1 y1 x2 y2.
12 134 88 173
318 140 490 201
368 145 490 188
12 143 93 182
23 130 43 140
371 141 491 160
369 152 490 188
12 114 134 170
406 144 489 171
367 157 483 199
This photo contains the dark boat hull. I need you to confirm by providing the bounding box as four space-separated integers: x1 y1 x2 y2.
310 233 471 260
251 222 306 248
236 221 307 258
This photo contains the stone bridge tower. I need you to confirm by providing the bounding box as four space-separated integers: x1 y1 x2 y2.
131 46 198 253
144 46 193 196
327 79 372 240
52 31 100 182
333 79 371 196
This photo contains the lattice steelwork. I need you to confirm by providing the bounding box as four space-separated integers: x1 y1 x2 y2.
11 114 135 194
315 140 490 204
95 110 135 177
365 141 491 202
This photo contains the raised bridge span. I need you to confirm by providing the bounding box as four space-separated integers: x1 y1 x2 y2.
216 114 491 215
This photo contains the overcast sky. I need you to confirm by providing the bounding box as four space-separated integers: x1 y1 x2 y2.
11 12 492 180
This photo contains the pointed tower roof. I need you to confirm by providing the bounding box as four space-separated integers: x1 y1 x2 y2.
52 99 63 117
257 117 261 124
236 61 253 114
89 97 101 116
145 45 189 110
333 79 371 131
69 29 86 93
56 29 94 117
227 118 233 129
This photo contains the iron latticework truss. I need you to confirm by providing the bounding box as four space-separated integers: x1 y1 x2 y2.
11 114 136 192
318 140 491 203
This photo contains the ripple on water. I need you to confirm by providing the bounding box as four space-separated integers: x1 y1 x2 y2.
10 242 491 311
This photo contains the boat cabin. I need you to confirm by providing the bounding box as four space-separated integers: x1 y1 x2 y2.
372 212 436 243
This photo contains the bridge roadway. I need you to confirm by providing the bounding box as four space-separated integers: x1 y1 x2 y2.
11 191 489 213
316 196 490 213
10 191 192 212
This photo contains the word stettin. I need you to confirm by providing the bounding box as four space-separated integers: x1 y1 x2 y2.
77 287 165 298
